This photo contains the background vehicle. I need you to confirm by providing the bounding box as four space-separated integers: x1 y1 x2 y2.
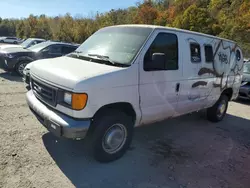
0 37 22 44
20 38 46 48
0 41 79 75
238 62 250 100
244 58 250 63
0 38 46 50
26 25 244 162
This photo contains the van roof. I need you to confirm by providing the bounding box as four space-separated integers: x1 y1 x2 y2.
108 24 235 43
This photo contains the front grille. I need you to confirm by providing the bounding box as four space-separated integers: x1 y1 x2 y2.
31 78 57 106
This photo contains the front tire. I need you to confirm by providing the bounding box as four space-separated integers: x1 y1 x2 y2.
16 61 29 76
207 95 229 122
92 110 134 163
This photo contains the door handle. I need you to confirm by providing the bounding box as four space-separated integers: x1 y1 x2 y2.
176 83 180 92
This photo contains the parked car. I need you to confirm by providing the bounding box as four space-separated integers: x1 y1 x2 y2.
0 38 46 50
26 25 244 162
0 37 22 44
238 61 250 99
244 58 249 63
0 41 79 76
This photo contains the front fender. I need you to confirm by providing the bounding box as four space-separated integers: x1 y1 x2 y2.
17 56 34 63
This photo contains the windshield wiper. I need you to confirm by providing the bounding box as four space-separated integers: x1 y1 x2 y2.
72 50 84 57
70 52 129 67
88 53 117 65
88 54 129 67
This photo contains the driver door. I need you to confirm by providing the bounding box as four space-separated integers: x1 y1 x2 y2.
139 30 182 125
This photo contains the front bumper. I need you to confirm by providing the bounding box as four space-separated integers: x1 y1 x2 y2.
239 85 250 99
26 90 91 139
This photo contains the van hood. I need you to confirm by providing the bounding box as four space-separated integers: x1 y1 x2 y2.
30 56 125 90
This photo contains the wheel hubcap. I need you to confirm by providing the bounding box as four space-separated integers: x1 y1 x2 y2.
217 101 226 118
18 63 27 75
102 124 127 154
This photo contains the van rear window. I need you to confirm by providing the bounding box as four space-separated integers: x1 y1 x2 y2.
204 45 213 62
190 43 201 63
236 50 241 61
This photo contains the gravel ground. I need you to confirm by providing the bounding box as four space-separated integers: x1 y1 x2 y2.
0 69 250 188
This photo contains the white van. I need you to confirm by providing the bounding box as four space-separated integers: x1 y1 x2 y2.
26 25 244 162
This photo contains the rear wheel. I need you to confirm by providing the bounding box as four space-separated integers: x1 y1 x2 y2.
92 110 134 163
207 95 229 122
16 61 29 76
13 41 17 44
0 40 3 43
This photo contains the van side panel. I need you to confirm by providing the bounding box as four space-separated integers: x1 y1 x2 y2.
154 28 244 117
197 39 243 105
177 34 243 116
175 34 215 115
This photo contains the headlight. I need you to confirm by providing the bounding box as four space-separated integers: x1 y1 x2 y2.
64 92 72 105
4 53 14 58
63 92 88 110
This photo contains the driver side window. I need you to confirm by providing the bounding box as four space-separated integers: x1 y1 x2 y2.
144 32 178 71
42 45 62 54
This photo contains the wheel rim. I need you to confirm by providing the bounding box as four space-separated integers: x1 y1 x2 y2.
102 123 127 154
217 100 226 118
18 63 27 75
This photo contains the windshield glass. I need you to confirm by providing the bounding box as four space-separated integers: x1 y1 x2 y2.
20 38 33 48
70 27 153 65
243 63 250 74
28 42 49 52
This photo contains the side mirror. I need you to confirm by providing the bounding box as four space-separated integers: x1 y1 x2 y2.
145 53 166 71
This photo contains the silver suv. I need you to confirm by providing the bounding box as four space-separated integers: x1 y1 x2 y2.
0 37 21 44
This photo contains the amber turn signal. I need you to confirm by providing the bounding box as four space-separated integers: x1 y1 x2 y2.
72 93 88 110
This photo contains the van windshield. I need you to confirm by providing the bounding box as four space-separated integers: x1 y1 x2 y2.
69 27 153 65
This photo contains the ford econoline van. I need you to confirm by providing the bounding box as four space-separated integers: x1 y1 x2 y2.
26 25 244 162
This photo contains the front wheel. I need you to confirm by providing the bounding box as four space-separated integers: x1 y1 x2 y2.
207 95 229 122
92 110 134 163
16 61 29 76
